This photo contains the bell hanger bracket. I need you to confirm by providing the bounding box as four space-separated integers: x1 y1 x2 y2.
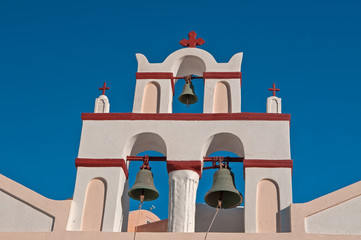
202 156 243 170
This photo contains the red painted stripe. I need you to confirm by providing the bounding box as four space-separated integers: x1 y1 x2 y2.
203 72 242 79
127 156 166 161
167 161 202 178
243 159 293 169
204 72 242 86
136 72 174 79
82 112 291 121
75 158 128 178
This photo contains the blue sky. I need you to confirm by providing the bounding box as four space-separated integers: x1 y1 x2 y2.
1 0 361 220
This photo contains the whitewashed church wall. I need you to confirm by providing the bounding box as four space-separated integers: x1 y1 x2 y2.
305 194 361 235
77 120 291 161
195 203 244 232
67 167 127 232
0 190 54 232
244 168 292 233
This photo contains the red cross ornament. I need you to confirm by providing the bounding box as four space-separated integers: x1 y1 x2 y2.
99 82 110 95
179 31 205 48
269 83 280 96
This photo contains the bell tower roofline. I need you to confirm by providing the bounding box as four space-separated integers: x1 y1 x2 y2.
136 48 243 74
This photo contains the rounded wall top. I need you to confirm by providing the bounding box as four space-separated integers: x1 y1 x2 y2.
136 48 243 74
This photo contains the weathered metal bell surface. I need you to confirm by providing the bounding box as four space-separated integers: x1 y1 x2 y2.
204 168 243 209
178 82 198 105
128 169 159 201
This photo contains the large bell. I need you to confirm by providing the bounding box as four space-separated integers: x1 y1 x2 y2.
178 82 198 105
204 168 243 209
128 169 159 202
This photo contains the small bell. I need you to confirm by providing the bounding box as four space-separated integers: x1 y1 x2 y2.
178 75 198 105
204 168 243 209
128 168 159 202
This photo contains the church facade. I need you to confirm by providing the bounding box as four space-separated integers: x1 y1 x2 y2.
0 32 361 239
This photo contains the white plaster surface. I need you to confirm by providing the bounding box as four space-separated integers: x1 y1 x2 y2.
78 120 290 161
67 167 127 232
94 95 110 113
0 190 53 232
267 96 281 113
244 168 292 233
195 203 244 232
168 170 199 232
305 194 361 235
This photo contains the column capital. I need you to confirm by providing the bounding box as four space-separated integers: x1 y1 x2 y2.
166 161 202 178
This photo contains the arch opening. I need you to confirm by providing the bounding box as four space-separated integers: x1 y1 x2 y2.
123 132 167 158
201 133 245 158
172 55 206 113
195 150 245 233
124 133 169 227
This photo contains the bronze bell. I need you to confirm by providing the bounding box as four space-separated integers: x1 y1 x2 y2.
128 169 159 202
204 168 243 209
178 75 198 105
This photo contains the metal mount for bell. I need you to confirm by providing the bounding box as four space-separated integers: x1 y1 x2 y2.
204 157 243 209
128 155 160 202
178 75 198 106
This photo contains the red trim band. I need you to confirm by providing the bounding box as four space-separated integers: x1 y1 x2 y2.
243 159 293 169
203 72 242 86
136 72 243 93
75 158 128 178
136 72 173 79
82 112 290 121
167 161 202 178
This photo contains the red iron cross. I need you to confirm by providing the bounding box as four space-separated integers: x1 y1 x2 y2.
99 82 110 95
269 83 280 96
179 31 205 48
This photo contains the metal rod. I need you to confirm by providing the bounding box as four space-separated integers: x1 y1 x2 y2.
203 157 243 162
174 76 203 79
127 156 167 162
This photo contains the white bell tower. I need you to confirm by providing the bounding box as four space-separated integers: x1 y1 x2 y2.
70 32 292 233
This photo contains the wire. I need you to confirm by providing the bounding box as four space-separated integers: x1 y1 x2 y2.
133 195 144 240
204 200 222 240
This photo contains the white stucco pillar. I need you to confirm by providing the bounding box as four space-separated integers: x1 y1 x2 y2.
267 96 281 113
168 170 199 232
94 95 110 113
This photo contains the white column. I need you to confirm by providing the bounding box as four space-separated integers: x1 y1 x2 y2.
168 170 199 232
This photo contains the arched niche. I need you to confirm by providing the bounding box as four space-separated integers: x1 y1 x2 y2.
201 133 245 158
141 82 160 113
213 82 231 113
81 178 107 231
256 179 280 233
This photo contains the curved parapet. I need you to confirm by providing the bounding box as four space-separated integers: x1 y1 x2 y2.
136 48 242 74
